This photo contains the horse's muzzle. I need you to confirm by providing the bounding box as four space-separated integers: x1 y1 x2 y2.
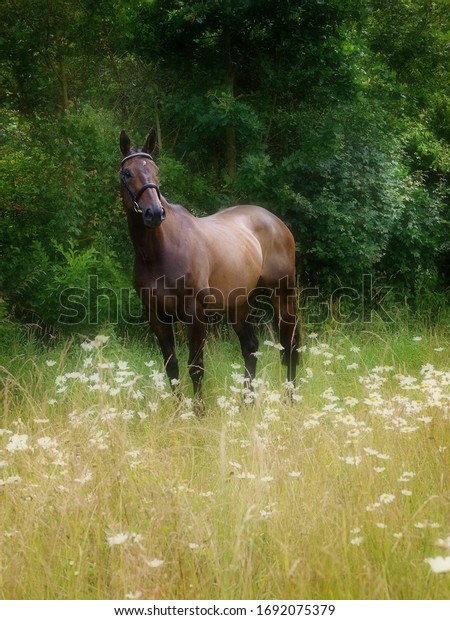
143 206 166 228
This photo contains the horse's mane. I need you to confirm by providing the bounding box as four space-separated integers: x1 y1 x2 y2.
165 201 196 217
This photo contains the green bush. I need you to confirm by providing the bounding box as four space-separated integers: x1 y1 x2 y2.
0 105 140 332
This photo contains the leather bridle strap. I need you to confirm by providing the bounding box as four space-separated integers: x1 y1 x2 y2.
120 152 154 165
120 153 162 214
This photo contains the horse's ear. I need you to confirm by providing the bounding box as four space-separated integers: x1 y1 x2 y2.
143 129 157 155
120 130 131 156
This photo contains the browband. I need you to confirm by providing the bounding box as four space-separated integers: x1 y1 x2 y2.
120 152 154 165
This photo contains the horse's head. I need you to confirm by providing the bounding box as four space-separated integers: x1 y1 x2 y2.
119 130 166 228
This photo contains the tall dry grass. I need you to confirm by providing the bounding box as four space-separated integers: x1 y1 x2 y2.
0 323 449 599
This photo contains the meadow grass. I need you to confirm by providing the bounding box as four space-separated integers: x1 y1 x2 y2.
0 317 449 600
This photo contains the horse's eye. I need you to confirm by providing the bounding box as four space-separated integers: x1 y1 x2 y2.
123 169 132 178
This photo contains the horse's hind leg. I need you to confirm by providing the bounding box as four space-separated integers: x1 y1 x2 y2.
272 277 300 384
232 306 259 388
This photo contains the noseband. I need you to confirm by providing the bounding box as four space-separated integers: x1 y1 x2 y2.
120 152 162 214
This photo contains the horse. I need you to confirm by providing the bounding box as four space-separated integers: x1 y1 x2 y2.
119 130 300 403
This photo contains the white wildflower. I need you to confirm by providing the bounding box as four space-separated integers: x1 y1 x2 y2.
436 537 450 550
107 532 129 547
366 502 381 512
425 557 450 574
229 461 242 469
342 456 362 466
6 434 29 453
180 412 195 420
379 493 395 504
236 471 256 479
74 471 93 485
36 436 58 450
0 475 22 486
81 341 94 352
93 335 110 347
145 558 165 568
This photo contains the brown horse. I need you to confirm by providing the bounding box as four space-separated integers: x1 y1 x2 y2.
120 130 300 400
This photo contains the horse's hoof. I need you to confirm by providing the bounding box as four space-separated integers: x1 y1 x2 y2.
194 400 206 417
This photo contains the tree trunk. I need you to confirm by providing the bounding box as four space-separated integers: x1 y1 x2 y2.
155 97 163 151
58 56 69 113
225 125 237 180
222 27 237 181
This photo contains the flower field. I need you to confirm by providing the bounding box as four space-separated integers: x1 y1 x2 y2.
1 322 449 599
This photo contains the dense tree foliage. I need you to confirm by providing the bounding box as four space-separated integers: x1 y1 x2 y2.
0 0 448 330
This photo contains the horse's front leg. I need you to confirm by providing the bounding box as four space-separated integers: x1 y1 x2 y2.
150 313 179 391
186 313 207 406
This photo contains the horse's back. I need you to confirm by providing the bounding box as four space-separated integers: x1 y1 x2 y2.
204 204 292 245
206 203 283 227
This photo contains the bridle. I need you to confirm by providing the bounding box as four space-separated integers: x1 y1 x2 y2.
120 152 162 214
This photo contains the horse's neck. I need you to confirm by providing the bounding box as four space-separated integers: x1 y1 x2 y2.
127 214 162 263
128 202 193 263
